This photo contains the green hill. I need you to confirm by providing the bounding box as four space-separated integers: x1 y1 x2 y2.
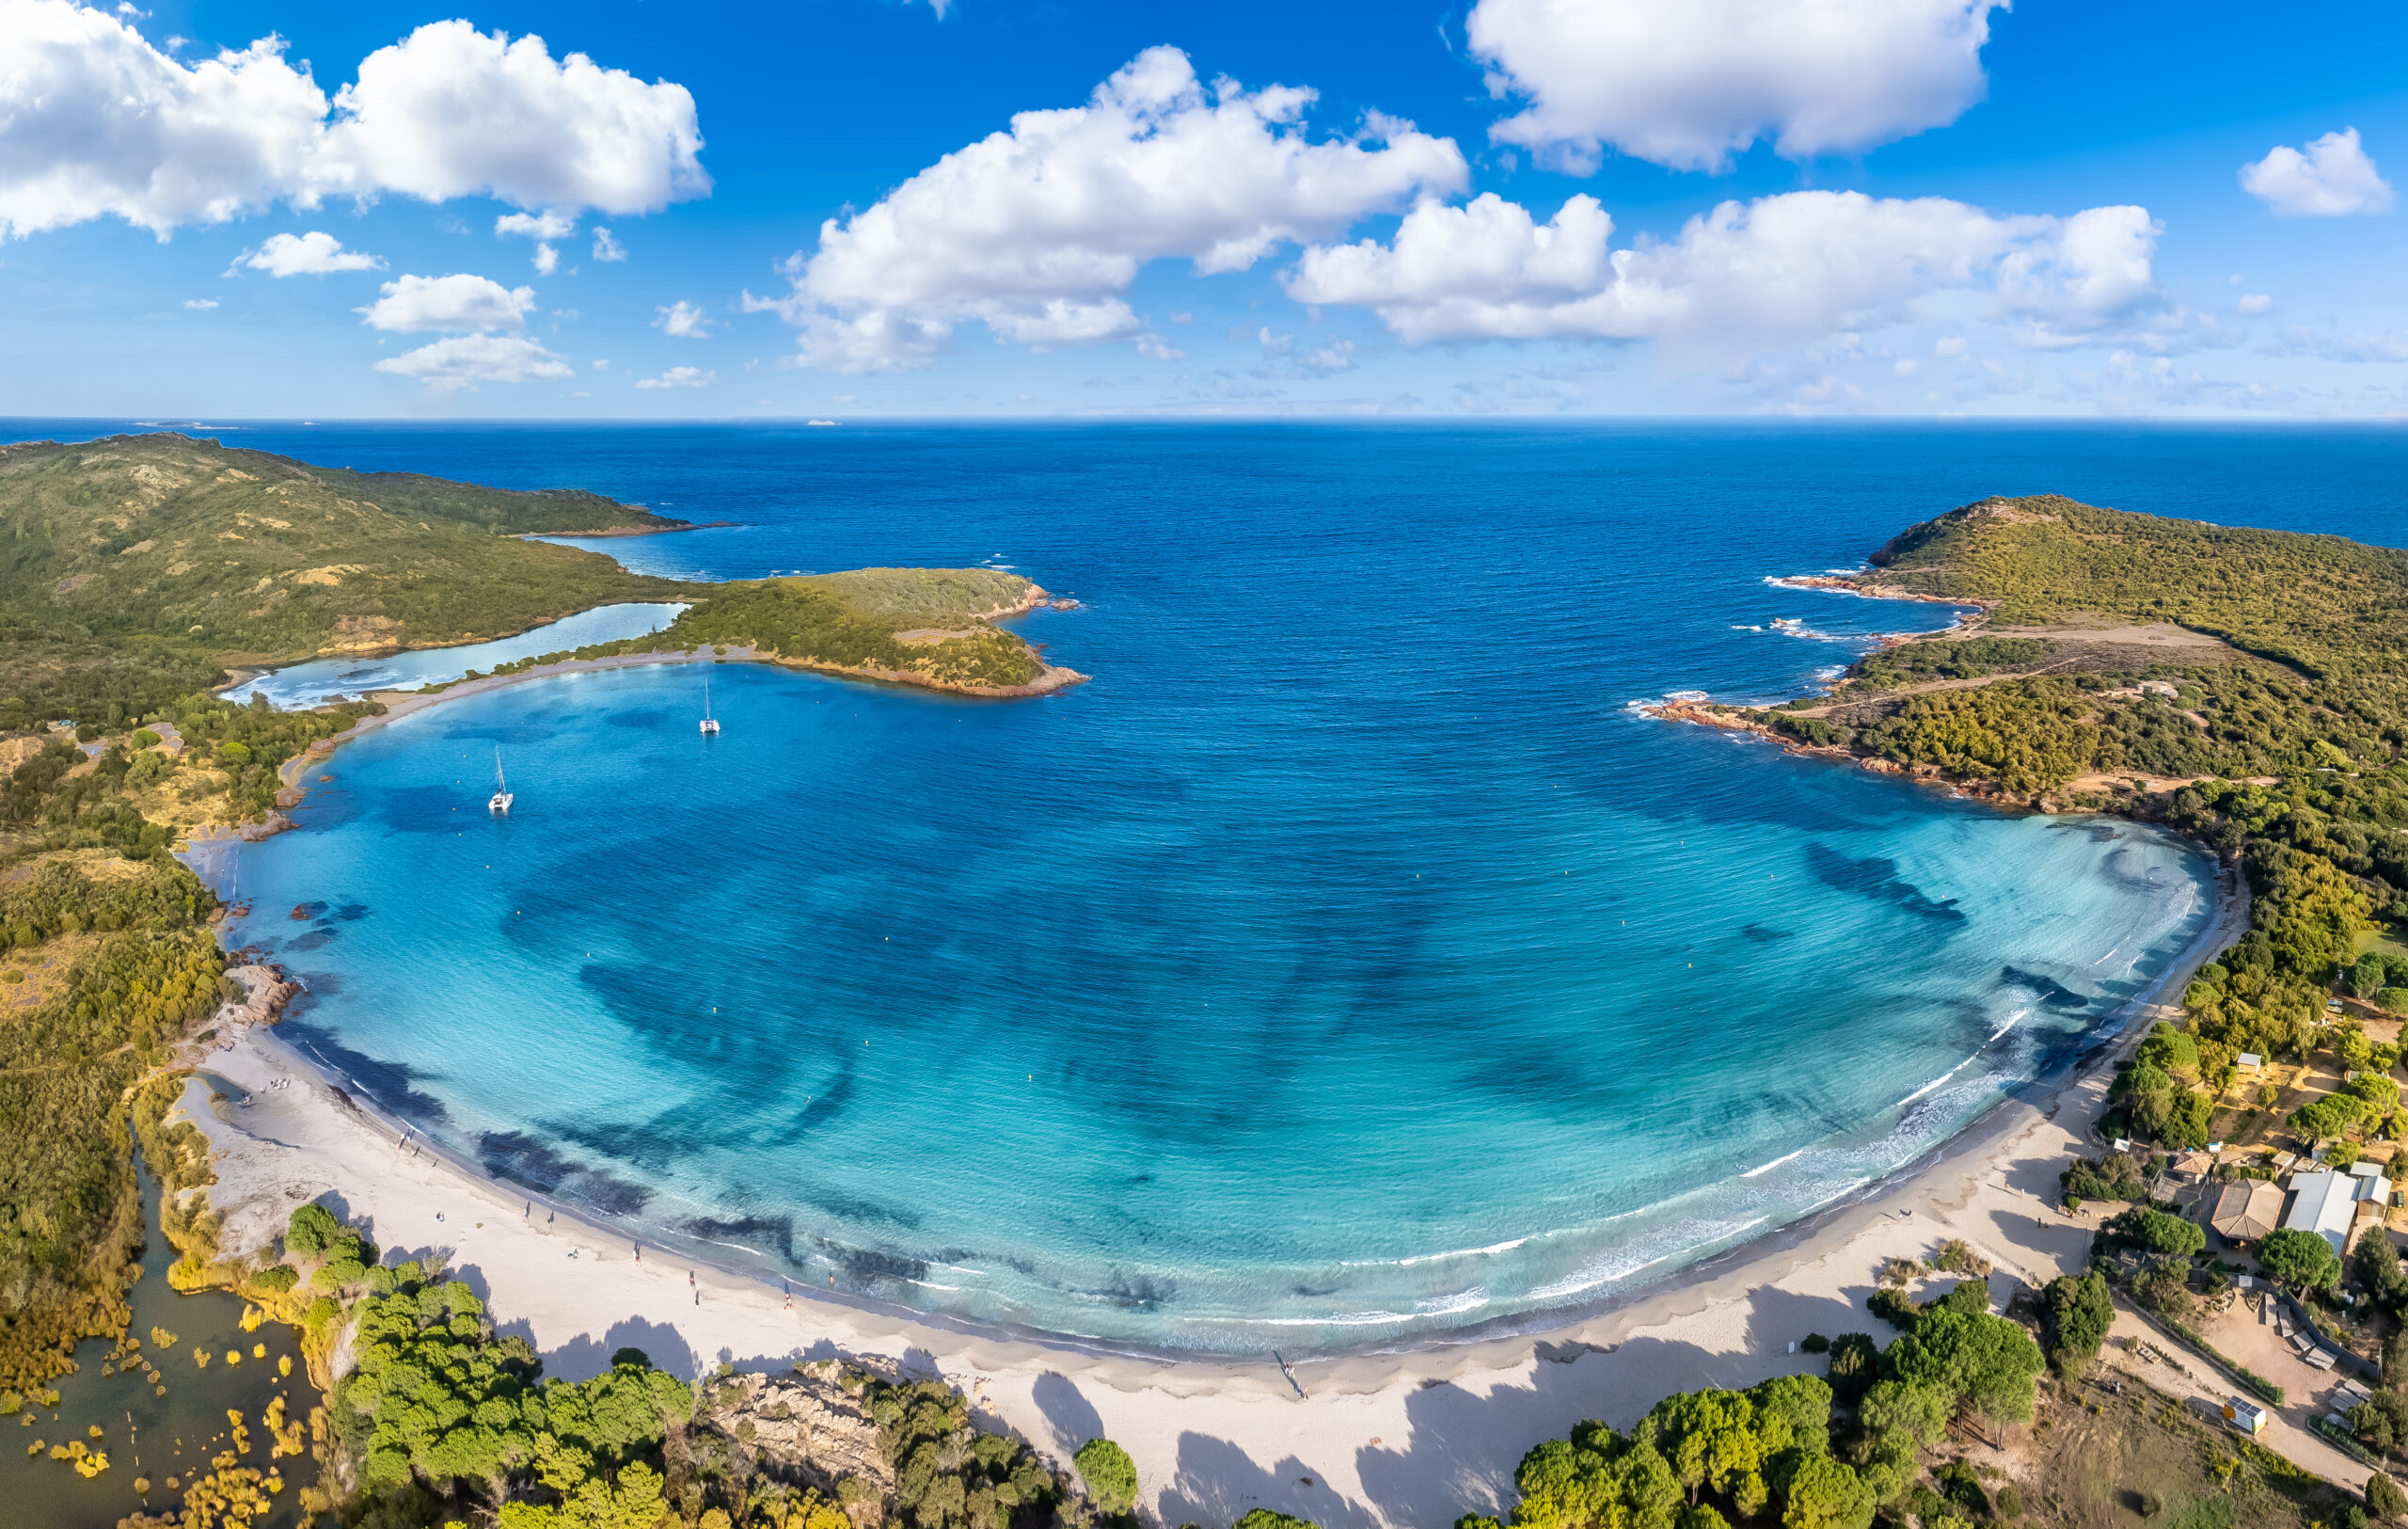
0 433 687 678
0 434 1070 717
1866 493 2408 677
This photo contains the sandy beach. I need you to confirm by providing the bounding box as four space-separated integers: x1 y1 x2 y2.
166 830 2253 1528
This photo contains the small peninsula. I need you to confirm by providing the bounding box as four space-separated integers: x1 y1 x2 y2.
0 432 1082 723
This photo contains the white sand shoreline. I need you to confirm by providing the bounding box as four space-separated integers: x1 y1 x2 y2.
168 812 2252 1526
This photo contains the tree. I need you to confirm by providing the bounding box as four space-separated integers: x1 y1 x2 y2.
2353 1394 2408 1452
1779 1455 1876 1529
2342 1029 2379 1074
2108 1208 2207 1258
2369 1472 2408 1522
1885 1306 2047 1425
2352 958 2386 999
1235 1518 1316 1529
284 1202 338 1258
2354 1232 2408 1301
2258 1228 2343 1291
1640 1390 1761 1506
1857 1381 1950 1450
1074 1438 1138 1517
2352 1073 2403 1114
1747 1374 1832 1457
1823 1335 1879 1409
2293 1093 2368 1142
2040 1272 2115 1376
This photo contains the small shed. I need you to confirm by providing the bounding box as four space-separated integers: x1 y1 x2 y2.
2238 1052 2263 1073
2225 1398 2268 1435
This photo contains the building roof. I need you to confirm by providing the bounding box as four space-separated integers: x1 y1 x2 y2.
2285 1170 2388 1253
2212 1180 2285 1241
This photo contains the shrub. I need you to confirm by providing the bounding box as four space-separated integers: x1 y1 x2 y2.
2369 1473 2408 1521
1932 1239 1992 1277
1878 1257 1925 1286
1869 1288 1919 1331
1799 1333 1830 1354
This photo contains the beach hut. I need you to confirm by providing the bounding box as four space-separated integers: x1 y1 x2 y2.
2211 1181 2284 1243
2224 1398 2268 1435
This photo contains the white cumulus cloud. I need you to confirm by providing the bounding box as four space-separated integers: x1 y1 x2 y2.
744 46 1466 372
243 230 382 276
634 365 714 389
373 333 573 390
357 273 537 333
0 2 707 240
1288 190 2161 353
591 227 626 262
2240 128 2394 217
655 300 713 338
496 211 577 240
182 297 217 310
2237 293 2273 315
1465 0 2003 173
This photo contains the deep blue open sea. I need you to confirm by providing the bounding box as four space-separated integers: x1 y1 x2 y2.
25 418 2408 1354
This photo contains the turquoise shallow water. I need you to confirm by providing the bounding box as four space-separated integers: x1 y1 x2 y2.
123 418 2360 1353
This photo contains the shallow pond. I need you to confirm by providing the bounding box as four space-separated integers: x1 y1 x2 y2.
0 1147 321 1528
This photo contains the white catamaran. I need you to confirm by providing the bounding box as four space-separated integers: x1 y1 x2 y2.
488 747 514 814
700 675 721 735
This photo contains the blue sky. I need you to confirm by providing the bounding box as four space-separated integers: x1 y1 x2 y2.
3 0 2404 417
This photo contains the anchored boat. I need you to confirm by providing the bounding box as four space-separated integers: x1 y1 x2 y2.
488 747 514 814
701 675 721 736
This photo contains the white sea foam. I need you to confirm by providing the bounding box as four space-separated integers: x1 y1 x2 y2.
1742 1147 1809 1178
1341 1236 1531 1268
1893 1052 1978 1109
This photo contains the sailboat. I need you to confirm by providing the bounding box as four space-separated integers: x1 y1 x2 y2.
488 747 514 814
700 675 721 735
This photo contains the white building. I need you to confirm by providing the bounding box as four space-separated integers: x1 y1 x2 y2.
2285 1169 2392 1254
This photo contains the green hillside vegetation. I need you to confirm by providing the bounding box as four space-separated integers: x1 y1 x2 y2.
1867 494 2408 676
0 433 1066 722
0 854 227 1392
0 432 688 715
1725 495 2408 1095
663 581 1046 690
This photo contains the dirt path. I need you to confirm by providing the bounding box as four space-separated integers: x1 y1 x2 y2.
2104 1306 2367 1486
